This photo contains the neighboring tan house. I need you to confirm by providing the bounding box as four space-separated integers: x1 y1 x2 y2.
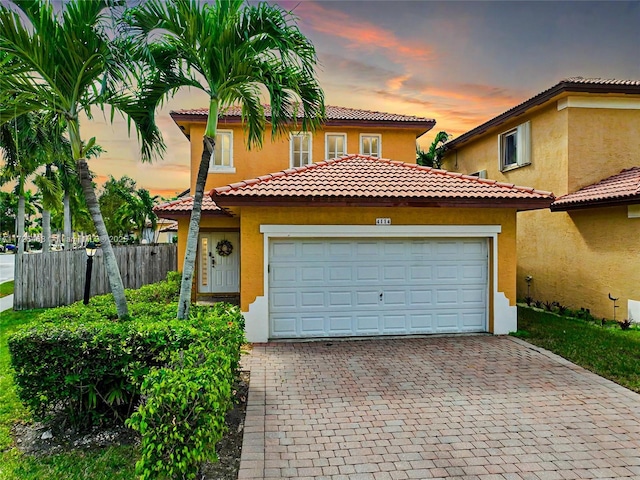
442 78 640 322
155 105 553 342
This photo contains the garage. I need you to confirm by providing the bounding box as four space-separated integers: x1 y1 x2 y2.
269 237 488 338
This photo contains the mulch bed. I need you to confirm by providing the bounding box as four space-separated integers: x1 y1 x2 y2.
12 371 250 480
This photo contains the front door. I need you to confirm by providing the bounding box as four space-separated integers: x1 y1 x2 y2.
198 232 239 293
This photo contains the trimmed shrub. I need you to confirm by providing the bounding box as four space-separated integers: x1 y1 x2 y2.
127 326 244 479
8 313 213 428
8 271 245 431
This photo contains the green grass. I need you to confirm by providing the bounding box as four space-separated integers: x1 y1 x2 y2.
0 309 137 480
516 306 640 393
0 281 14 298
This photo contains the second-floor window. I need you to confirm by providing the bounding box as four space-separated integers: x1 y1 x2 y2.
290 133 312 167
326 133 346 159
360 134 381 157
499 121 530 171
210 130 233 171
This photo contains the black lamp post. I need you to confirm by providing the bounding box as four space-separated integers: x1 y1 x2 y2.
83 241 98 305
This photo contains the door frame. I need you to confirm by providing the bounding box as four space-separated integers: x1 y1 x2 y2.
197 229 240 294
243 225 516 342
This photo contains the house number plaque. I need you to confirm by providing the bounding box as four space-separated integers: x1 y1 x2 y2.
376 218 391 225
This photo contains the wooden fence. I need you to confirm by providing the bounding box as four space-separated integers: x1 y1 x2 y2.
13 244 177 310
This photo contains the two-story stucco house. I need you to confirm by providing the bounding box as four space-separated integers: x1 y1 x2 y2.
155 105 553 342
442 78 640 322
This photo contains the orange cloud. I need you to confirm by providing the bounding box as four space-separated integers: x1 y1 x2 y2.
290 1 434 65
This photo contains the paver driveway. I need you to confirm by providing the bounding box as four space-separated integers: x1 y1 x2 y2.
238 336 640 480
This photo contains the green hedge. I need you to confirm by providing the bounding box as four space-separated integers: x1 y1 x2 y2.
127 315 244 479
8 272 245 432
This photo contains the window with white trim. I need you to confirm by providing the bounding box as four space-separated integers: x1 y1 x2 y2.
360 134 381 157
290 132 312 167
210 130 233 171
325 133 346 159
499 121 530 171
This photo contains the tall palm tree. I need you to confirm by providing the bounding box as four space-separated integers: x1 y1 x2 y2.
0 0 167 318
0 113 46 255
125 0 325 318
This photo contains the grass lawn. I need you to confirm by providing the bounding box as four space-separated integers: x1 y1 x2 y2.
516 306 640 394
0 281 14 298
0 309 137 480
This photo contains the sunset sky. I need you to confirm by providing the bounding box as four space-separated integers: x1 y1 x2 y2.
59 1 640 197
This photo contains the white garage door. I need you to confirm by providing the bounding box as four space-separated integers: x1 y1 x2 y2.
269 238 488 338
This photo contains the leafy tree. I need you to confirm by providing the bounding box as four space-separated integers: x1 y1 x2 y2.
417 131 450 169
0 191 17 237
99 175 139 240
0 113 48 254
125 0 325 318
0 0 167 318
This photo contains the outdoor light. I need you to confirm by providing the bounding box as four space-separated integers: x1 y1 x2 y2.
83 242 98 305
85 242 98 258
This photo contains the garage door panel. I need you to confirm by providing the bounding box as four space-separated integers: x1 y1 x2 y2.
329 266 352 281
328 291 352 306
300 291 324 307
329 315 352 333
272 265 297 283
356 266 379 281
383 265 406 281
409 313 434 332
269 238 487 338
301 266 324 282
410 265 432 280
410 289 433 305
356 315 379 333
383 290 406 306
356 290 379 306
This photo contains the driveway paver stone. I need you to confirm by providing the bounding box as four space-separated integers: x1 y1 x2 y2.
238 335 640 479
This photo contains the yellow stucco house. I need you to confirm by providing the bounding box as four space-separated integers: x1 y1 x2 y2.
442 78 640 322
156 105 553 342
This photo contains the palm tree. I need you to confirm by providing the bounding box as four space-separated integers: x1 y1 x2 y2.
125 0 325 318
0 0 167 318
417 131 451 169
0 113 46 255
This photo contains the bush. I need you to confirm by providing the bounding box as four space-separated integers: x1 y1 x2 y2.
8 313 214 429
8 271 245 431
127 327 244 480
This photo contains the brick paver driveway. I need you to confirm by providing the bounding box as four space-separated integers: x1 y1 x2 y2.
238 336 640 479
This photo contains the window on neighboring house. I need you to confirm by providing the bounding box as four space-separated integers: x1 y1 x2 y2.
360 134 381 157
499 121 531 171
326 133 347 159
290 132 312 167
210 130 233 171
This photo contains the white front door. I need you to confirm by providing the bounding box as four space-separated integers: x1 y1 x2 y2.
198 232 239 293
269 237 488 338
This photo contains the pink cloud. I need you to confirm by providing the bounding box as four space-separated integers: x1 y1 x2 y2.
289 1 434 65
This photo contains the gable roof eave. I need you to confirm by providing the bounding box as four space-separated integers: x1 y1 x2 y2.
446 78 640 150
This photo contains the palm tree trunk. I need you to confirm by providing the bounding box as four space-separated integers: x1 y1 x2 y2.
17 194 25 255
176 136 214 319
63 192 72 250
77 158 129 319
42 209 51 252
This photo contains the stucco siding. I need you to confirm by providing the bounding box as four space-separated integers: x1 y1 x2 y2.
443 104 569 195
518 206 639 320
567 107 640 193
238 206 518 334
187 124 420 193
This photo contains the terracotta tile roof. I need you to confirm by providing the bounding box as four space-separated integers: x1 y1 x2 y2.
171 105 435 124
447 77 640 149
154 195 232 217
211 155 553 210
551 167 640 211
